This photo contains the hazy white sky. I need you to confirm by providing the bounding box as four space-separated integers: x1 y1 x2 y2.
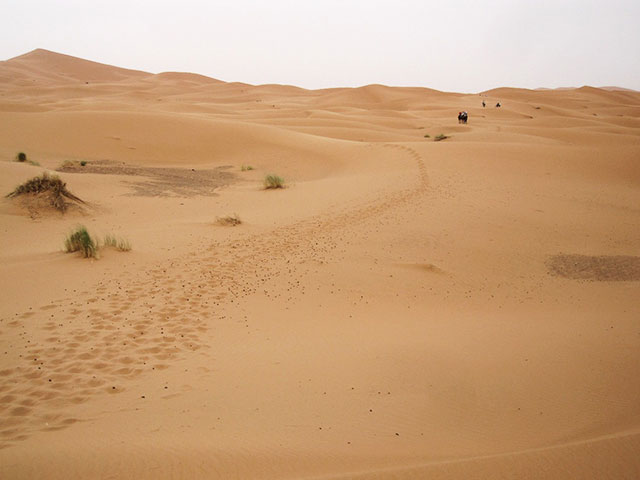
2 0 639 92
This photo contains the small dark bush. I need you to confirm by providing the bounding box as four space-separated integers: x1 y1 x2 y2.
16 152 27 162
434 134 449 142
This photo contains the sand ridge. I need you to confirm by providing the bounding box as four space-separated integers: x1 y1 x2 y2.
1 49 639 479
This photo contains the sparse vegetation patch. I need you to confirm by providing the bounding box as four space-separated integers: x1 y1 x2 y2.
7 172 84 212
434 134 449 142
241 165 254 171
216 213 242 226
64 228 132 259
64 226 98 258
264 174 285 189
103 233 132 251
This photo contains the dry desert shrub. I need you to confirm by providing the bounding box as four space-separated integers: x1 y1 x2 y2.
434 134 449 142
216 214 242 226
60 160 76 169
7 172 84 212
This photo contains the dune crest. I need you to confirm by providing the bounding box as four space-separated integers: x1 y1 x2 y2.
1 48 150 85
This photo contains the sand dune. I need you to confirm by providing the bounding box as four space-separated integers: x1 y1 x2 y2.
0 49 149 86
1 49 639 479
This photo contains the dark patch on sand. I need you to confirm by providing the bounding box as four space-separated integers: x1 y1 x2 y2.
547 254 640 281
396 263 445 274
58 160 236 197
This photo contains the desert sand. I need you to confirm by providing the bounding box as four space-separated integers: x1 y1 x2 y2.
0 49 639 479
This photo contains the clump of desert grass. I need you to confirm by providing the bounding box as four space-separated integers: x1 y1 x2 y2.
434 134 449 142
64 226 98 258
423 134 430 138
264 174 285 189
103 233 132 252
6 172 84 212
64 228 131 259
216 213 242 226
241 165 254 171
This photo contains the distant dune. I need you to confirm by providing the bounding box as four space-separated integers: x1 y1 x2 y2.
1 49 639 480
1 48 150 85
536 86 638 93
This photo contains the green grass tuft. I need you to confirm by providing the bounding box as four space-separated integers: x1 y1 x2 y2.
264 174 285 189
241 165 254 171
64 226 98 258
103 233 132 252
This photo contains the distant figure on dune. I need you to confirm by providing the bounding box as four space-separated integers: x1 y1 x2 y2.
496 102 501 108
482 100 486 107
458 111 468 124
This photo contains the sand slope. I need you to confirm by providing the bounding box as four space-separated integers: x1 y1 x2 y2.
1 49 639 479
